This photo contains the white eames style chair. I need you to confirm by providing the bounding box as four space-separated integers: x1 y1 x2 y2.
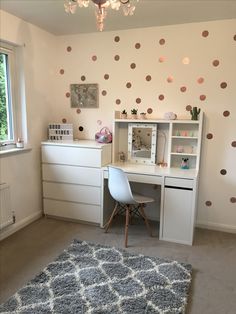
105 166 154 247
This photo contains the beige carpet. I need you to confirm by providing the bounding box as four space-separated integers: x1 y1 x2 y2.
0 217 236 314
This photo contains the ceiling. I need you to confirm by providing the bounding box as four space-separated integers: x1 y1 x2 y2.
1 0 236 35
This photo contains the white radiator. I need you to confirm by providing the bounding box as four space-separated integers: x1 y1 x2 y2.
0 183 15 230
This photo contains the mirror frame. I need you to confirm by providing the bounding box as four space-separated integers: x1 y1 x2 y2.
127 123 157 164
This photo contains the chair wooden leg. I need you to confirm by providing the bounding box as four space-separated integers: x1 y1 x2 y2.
139 205 152 237
125 205 130 248
104 202 119 233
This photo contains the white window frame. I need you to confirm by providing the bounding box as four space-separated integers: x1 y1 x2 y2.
0 42 18 145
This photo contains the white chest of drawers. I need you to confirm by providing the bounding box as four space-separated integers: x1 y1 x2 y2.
41 140 112 224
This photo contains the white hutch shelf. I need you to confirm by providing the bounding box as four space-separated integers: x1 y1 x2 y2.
113 111 203 170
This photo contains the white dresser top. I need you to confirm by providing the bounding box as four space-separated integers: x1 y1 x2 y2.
41 140 111 149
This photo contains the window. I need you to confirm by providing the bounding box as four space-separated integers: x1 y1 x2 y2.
0 44 16 144
0 41 27 151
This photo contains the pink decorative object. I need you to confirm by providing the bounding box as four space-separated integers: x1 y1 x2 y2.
95 127 112 143
176 146 184 153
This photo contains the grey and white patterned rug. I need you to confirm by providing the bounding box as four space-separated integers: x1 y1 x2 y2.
0 240 192 314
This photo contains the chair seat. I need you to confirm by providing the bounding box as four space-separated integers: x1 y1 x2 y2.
133 193 154 204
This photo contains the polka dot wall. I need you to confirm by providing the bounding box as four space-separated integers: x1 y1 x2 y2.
55 19 236 230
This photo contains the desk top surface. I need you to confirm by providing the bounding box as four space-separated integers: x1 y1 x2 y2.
104 162 198 179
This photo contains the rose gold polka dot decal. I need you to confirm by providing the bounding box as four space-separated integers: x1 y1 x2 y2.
147 108 153 114
220 169 227 175
200 95 206 101
92 55 97 61
104 74 109 80
62 118 67 123
78 126 84 132
146 75 152 82
67 46 72 52
136 98 141 104
202 30 209 37
102 90 107 96
66 92 70 98
212 60 219 67
182 57 190 65
167 76 174 83
159 38 165 45
197 77 204 84
76 108 81 114
81 75 86 81
223 110 230 117
205 201 212 206
180 86 187 92
126 82 132 88
135 43 141 49
206 133 213 139
234 34 236 41
130 63 136 69
116 99 121 105
114 36 120 42
230 197 236 203
186 105 192 111
220 82 227 89
114 55 120 61
159 56 166 63
59 69 64 75
231 141 236 147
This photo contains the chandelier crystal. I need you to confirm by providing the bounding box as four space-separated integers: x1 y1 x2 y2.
64 0 138 31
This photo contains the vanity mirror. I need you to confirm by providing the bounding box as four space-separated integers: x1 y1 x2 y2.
128 123 157 164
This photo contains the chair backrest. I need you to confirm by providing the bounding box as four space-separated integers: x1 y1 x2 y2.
108 166 136 204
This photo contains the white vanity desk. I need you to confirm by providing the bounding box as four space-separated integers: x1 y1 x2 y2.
103 162 198 245
103 111 203 245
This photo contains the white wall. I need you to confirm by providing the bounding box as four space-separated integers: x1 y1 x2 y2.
53 19 236 232
0 10 57 239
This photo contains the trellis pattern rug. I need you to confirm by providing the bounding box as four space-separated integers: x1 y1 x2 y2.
0 240 192 314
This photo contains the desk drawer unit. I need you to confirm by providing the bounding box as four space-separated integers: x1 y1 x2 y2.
42 164 101 186
42 145 107 167
127 173 162 185
162 177 194 245
43 182 101 205
44 199 100 224
41 142 111 224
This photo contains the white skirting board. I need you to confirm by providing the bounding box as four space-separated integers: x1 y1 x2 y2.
0 211 42 241
196 221 236 234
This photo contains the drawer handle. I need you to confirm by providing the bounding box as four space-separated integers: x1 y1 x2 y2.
165 185 193 191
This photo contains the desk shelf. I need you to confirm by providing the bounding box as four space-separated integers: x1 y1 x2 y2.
113 111 203 171
171 136 198 139
170 153 197 156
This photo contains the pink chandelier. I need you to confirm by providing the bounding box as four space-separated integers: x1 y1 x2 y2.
64 0 138 31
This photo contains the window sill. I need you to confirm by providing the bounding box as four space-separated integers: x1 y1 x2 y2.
0 146 32 156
